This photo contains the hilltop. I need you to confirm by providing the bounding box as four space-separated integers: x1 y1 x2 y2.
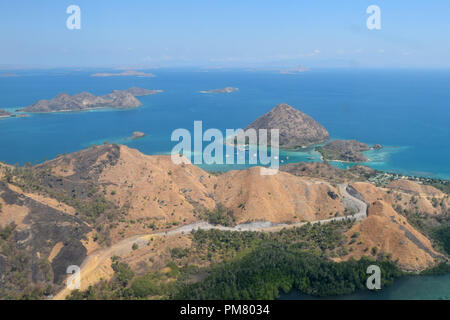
242 103 330 148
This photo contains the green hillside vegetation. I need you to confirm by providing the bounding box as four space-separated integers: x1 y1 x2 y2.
67 220 403 300
174 244 402 299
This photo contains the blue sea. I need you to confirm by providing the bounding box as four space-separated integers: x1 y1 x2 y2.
0 68 449 179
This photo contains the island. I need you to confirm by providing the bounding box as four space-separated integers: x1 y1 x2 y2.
129 131 146 139
200 87 239 94
316 140 371 162
280 65 309 74
91 70 155 77
372 144 383 149
17 87 162 113
124 87 162 96
0 109 13 118
0 72 19 77
232 103 329 148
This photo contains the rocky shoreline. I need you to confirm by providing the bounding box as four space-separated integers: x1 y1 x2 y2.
0 109 13 118
316 140 383 162
18 87 162 113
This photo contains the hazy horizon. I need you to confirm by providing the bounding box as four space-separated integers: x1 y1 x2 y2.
2 0 450 69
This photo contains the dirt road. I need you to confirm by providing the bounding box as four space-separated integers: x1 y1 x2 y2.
54 183 367 300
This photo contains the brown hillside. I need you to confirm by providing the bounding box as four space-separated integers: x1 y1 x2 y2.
387 179 445 197
340 200 441 271
99 146 217 234
44 145 347 230
216 166 345 223
2 144 446 298
352 181 449 216
0 181 91 295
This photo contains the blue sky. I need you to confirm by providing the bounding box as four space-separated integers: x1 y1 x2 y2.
1 0 450 68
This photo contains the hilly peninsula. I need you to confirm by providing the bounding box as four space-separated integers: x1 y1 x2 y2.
238 103 329 148
0 109 13 118
0 144 448 300
18 87 162 113
316 140 373 162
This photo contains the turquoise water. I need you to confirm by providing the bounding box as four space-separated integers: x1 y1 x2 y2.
0 68 449 179
280 273 450 300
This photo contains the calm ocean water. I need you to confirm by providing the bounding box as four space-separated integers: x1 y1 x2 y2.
1 68 449 178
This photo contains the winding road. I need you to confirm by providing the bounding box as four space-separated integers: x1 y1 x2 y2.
53 183 367 300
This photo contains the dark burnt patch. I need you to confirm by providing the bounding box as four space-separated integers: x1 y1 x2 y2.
1 182 91 286
0 181 24 205
346 185 365 203
327 191 339 200
38 144 120 183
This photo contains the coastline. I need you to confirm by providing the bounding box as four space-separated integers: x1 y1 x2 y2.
15 105 143 115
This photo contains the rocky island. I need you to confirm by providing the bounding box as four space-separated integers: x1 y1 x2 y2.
316 140 371 162
124 87 162 96
280 65 309 74
0 72 19 77
373 144 383 149
200 87 239 94
234 103 329 148
91 70 155 77
129 131 146 139
18 87 162 113
0 109 13 118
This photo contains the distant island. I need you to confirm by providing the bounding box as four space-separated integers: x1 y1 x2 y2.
0 109 13 118
232 103 329 149
0 72 19 77
373 144 383 149
128 131 146 139
91 70 155 77
280 66 309 74
316 140 374 162
18 87 162 113
200 87 239 94
228 103 383 159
